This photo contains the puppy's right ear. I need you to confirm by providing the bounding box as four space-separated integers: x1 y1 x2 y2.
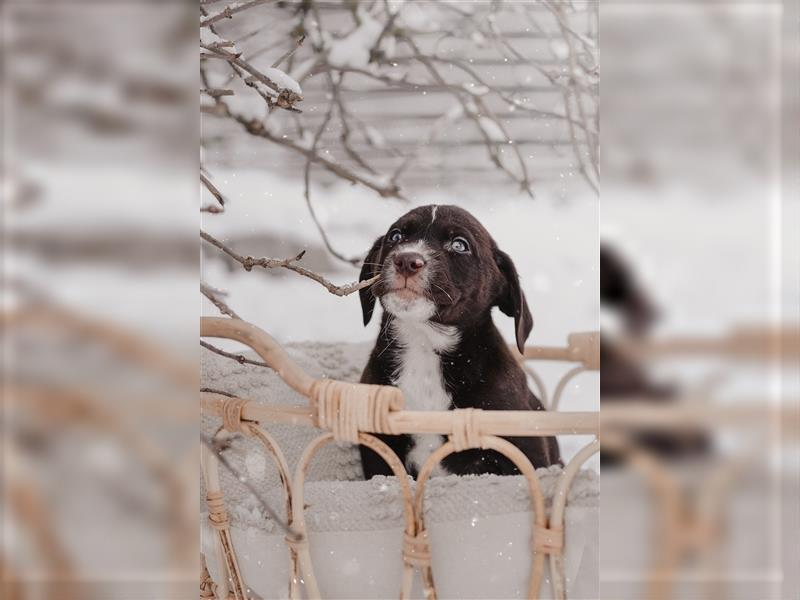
358 236 384 326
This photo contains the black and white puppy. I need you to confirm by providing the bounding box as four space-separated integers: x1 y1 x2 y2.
358 205 560 479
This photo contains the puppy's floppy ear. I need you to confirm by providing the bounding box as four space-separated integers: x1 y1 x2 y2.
358 236 384 326
494 249 534 353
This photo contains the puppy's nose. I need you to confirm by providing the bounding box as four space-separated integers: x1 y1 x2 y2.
393 252 426 277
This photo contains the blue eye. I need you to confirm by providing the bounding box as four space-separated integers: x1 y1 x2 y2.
451 237 470 253
387 229 403 243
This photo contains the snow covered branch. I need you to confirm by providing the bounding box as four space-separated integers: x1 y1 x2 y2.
199 0 598 311
200 41 304 112
200 0 597 199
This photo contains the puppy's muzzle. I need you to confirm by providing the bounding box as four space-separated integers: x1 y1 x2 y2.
393 252 426 278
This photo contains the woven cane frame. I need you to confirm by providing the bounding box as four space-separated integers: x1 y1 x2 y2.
201 443 247 600
549 439 600 600
290 431 417 599
200 317 601 600
201 318 599 598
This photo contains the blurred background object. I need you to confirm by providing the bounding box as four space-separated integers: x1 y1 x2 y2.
600 243 711 466
601 2 799 599
2 2 198 598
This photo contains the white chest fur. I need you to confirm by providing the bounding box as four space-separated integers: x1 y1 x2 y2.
390 319 459 475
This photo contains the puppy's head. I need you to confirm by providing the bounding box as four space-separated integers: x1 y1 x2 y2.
359 205 533 352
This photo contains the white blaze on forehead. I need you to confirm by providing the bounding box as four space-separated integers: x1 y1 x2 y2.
430 204 438 224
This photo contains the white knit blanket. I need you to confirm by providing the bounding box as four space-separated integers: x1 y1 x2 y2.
201 343 598 529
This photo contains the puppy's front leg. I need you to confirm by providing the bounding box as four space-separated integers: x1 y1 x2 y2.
359 433 413 480
442 448 518 476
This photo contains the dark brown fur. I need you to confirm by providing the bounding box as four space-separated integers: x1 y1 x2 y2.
357 205 560 478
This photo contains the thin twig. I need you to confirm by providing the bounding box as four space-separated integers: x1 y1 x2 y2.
200 230 379 296
303 78 363 266
201 283 240 319
200 171 226 208
201 434 299 540
200 340 271 368
551 2 599 183
523 5 598 195
400 35 535 197
271 34 306 69
200 387 238 398
201 88 234 97
369 1 402 63
221 104 402 198
330 74 380 175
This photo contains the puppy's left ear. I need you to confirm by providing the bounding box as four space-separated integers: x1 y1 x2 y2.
358 236 384 326
494 249 534 353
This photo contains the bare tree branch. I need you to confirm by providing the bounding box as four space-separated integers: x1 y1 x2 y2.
399 34 535 197
549 2 599 184
221 103 403 198
271 34 306 69
330 74 380 176
200 0 276 28
200 230 379 297
522 3 599 194
302 75 364 267
200 171 226 208
201 88 234 97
